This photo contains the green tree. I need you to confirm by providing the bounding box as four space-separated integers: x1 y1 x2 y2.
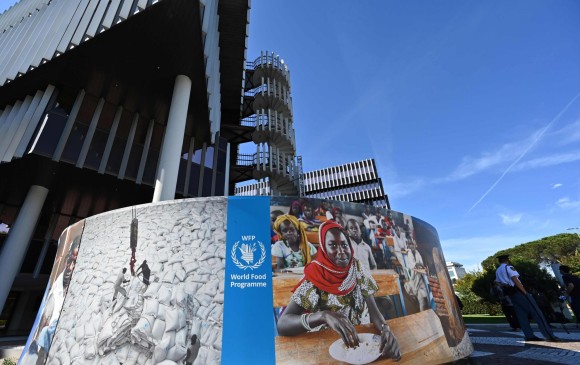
559 249 580 275
455 271 501 315
481 233 580 270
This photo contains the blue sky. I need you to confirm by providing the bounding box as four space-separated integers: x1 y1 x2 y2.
246 0 580 271
2 0 580 271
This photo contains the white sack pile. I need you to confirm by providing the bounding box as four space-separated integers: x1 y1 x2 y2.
46 198 227 365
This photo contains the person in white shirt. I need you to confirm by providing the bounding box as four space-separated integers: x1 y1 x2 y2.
346 219 376 271
495 254 561 342
113 268 129 301
403 240 430 311
391 227 409 277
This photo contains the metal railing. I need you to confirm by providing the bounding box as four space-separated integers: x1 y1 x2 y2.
245 51 289 74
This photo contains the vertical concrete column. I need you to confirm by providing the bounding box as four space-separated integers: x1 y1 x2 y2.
153 75 192 202
197 143 207 197
0 185 49 315
224 142 231 196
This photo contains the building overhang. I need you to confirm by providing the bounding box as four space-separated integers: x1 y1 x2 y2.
0 0 248 147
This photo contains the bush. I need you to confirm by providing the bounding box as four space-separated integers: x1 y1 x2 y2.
460 294 502 315
3 359 16 365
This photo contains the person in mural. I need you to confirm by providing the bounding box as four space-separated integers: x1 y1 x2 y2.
328 206 343 222
21 237 81 365
277 220 402 361
135 260 151 286
402 218 412 240
403 240 431 312
272 214 317 270
184 334 201 365
314 201 331 217
346 218 376 271
298 202 322 232
288 200 302 218
495 254 561 342
270 209 284 245
390 226 409 277
62 237 80 292
112 268 130 301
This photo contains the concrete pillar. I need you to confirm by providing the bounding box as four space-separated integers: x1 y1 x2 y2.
197 143 207 197
0 185 49 315
224 142 231 196
153 75 192 202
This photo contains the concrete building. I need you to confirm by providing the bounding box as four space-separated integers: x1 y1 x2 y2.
447 261 467 282
302 159 389 209
236 158 390 209
0 0 249 335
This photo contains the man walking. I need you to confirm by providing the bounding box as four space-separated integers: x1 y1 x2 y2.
113 267 129 301
495 254 561 342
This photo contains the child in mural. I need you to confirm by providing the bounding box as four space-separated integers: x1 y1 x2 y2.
272 214 317 270
298 202 322 232
270 210 284 245
277 220 402 361
403 240 432 312
288 200 302 218
391 226 409 277
346 218 376 271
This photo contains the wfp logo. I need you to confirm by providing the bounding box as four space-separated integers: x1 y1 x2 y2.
231 236 266 270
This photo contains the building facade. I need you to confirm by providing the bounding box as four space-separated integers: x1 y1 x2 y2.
446 262 467 283
302 159 389 209
0 0 249 335
237 158 390 209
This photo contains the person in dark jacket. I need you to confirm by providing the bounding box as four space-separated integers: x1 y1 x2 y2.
560 265 580 327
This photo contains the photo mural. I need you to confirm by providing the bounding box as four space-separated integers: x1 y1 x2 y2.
19 196 472 365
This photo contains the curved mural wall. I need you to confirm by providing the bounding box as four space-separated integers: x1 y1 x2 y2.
19 197 472 365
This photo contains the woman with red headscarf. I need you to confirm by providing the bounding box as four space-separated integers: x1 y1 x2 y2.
277 220 401 361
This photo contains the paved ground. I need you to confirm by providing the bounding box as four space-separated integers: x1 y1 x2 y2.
1 324 579 364
457 323 580 364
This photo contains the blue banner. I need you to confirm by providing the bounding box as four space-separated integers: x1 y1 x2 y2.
222 196 275 364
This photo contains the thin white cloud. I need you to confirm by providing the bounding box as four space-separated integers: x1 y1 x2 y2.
386 118 580 201
556 197 580 210
551 119 580 146
468 90 580 212
447 139 527 181
499 213 522 225
513 151 580 172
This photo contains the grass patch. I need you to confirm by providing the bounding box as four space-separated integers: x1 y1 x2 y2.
462 314 509 324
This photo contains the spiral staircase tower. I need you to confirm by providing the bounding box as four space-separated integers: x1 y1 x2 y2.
226 51 302 196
